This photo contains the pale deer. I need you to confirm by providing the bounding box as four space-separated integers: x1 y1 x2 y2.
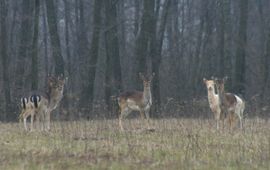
19 95 41 131
203 78 221 129
36 75 66 131
214 77 245 130
118 73 154 131
19 75 66 131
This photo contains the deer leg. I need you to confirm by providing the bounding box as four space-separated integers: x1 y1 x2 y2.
240 106 244 129
19 110 24 123
225 112 230 130
35 111 40 131
228 112 234 131
23 110 31 131
119 113 124 131
39 109 46 131
215 111 220 130
119 107 131 131
228 114 232 130
239 114 243 130
24 117 28 131
231 113 235 130
237 108 243 130
219 111 225 131
30 111 34 132
140 111 145 119
234 104 241 129
145 109 150 129
45 111 51 131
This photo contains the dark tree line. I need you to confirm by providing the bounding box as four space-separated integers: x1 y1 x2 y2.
1 0 270 121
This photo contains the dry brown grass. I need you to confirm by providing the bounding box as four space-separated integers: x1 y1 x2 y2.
0 118 270 169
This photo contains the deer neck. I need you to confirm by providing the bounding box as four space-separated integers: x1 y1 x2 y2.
207 89 218 108
143 86 152 106
217 87 226 107
48 88 63 110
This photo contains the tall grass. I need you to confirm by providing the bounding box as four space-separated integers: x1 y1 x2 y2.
0 118 270 170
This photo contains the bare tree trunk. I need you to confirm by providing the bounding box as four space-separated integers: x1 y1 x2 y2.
0 0 12 120
194 0 214 95
134 0 155 88
104 0 122 113
79 0 103 115
62 0 72 120
234 0 249 95
14 0 33 101
42 1 49 77
151 0 170 116
77 0 89 81
189 3 204 95
8 1 18 62
45 0 65 75
134 0 140 37
257 0 269 99
262 21 270 96
63 0 71 79
217 0 225 78
31 0 40 90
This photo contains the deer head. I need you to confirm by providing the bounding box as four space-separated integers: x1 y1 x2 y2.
47 74 66 94
203 78 215 92
214 76 228 93
139 72 155 88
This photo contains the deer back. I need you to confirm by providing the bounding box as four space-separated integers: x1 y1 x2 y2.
225 93 237 108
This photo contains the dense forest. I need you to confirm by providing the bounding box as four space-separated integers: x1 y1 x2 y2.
0 0 270 121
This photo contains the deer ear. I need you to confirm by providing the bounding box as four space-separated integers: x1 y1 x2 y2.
203 78 207 84
48 75 56 86
58 74 64 80
48 76 53 82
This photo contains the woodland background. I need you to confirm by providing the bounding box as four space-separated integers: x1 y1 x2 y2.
0 0 270 121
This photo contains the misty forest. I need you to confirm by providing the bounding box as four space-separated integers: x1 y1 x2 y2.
1 0 270 121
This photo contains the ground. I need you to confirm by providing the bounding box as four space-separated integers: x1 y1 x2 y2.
0 118 270 170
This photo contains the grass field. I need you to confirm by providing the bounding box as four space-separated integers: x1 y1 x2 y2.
1 118 270 170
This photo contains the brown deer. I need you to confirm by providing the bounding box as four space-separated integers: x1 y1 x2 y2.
118 73 154 131
214 77 245 130
203 78 221 129
19 75 66 131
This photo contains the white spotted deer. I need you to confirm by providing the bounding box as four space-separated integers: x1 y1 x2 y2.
19 75 66 131
118 73 154 131
203 78 221 130
214 77 245 130
37 75 66 131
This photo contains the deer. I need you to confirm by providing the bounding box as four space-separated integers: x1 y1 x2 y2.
37 75 66 131
19 75 66 131
117 72 154 131
203 78 221 130
214 77 245 130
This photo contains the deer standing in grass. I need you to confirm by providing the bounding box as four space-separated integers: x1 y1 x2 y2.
203 78 221 130
19 75 66 131
214 77 245 130
118 73 154 131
